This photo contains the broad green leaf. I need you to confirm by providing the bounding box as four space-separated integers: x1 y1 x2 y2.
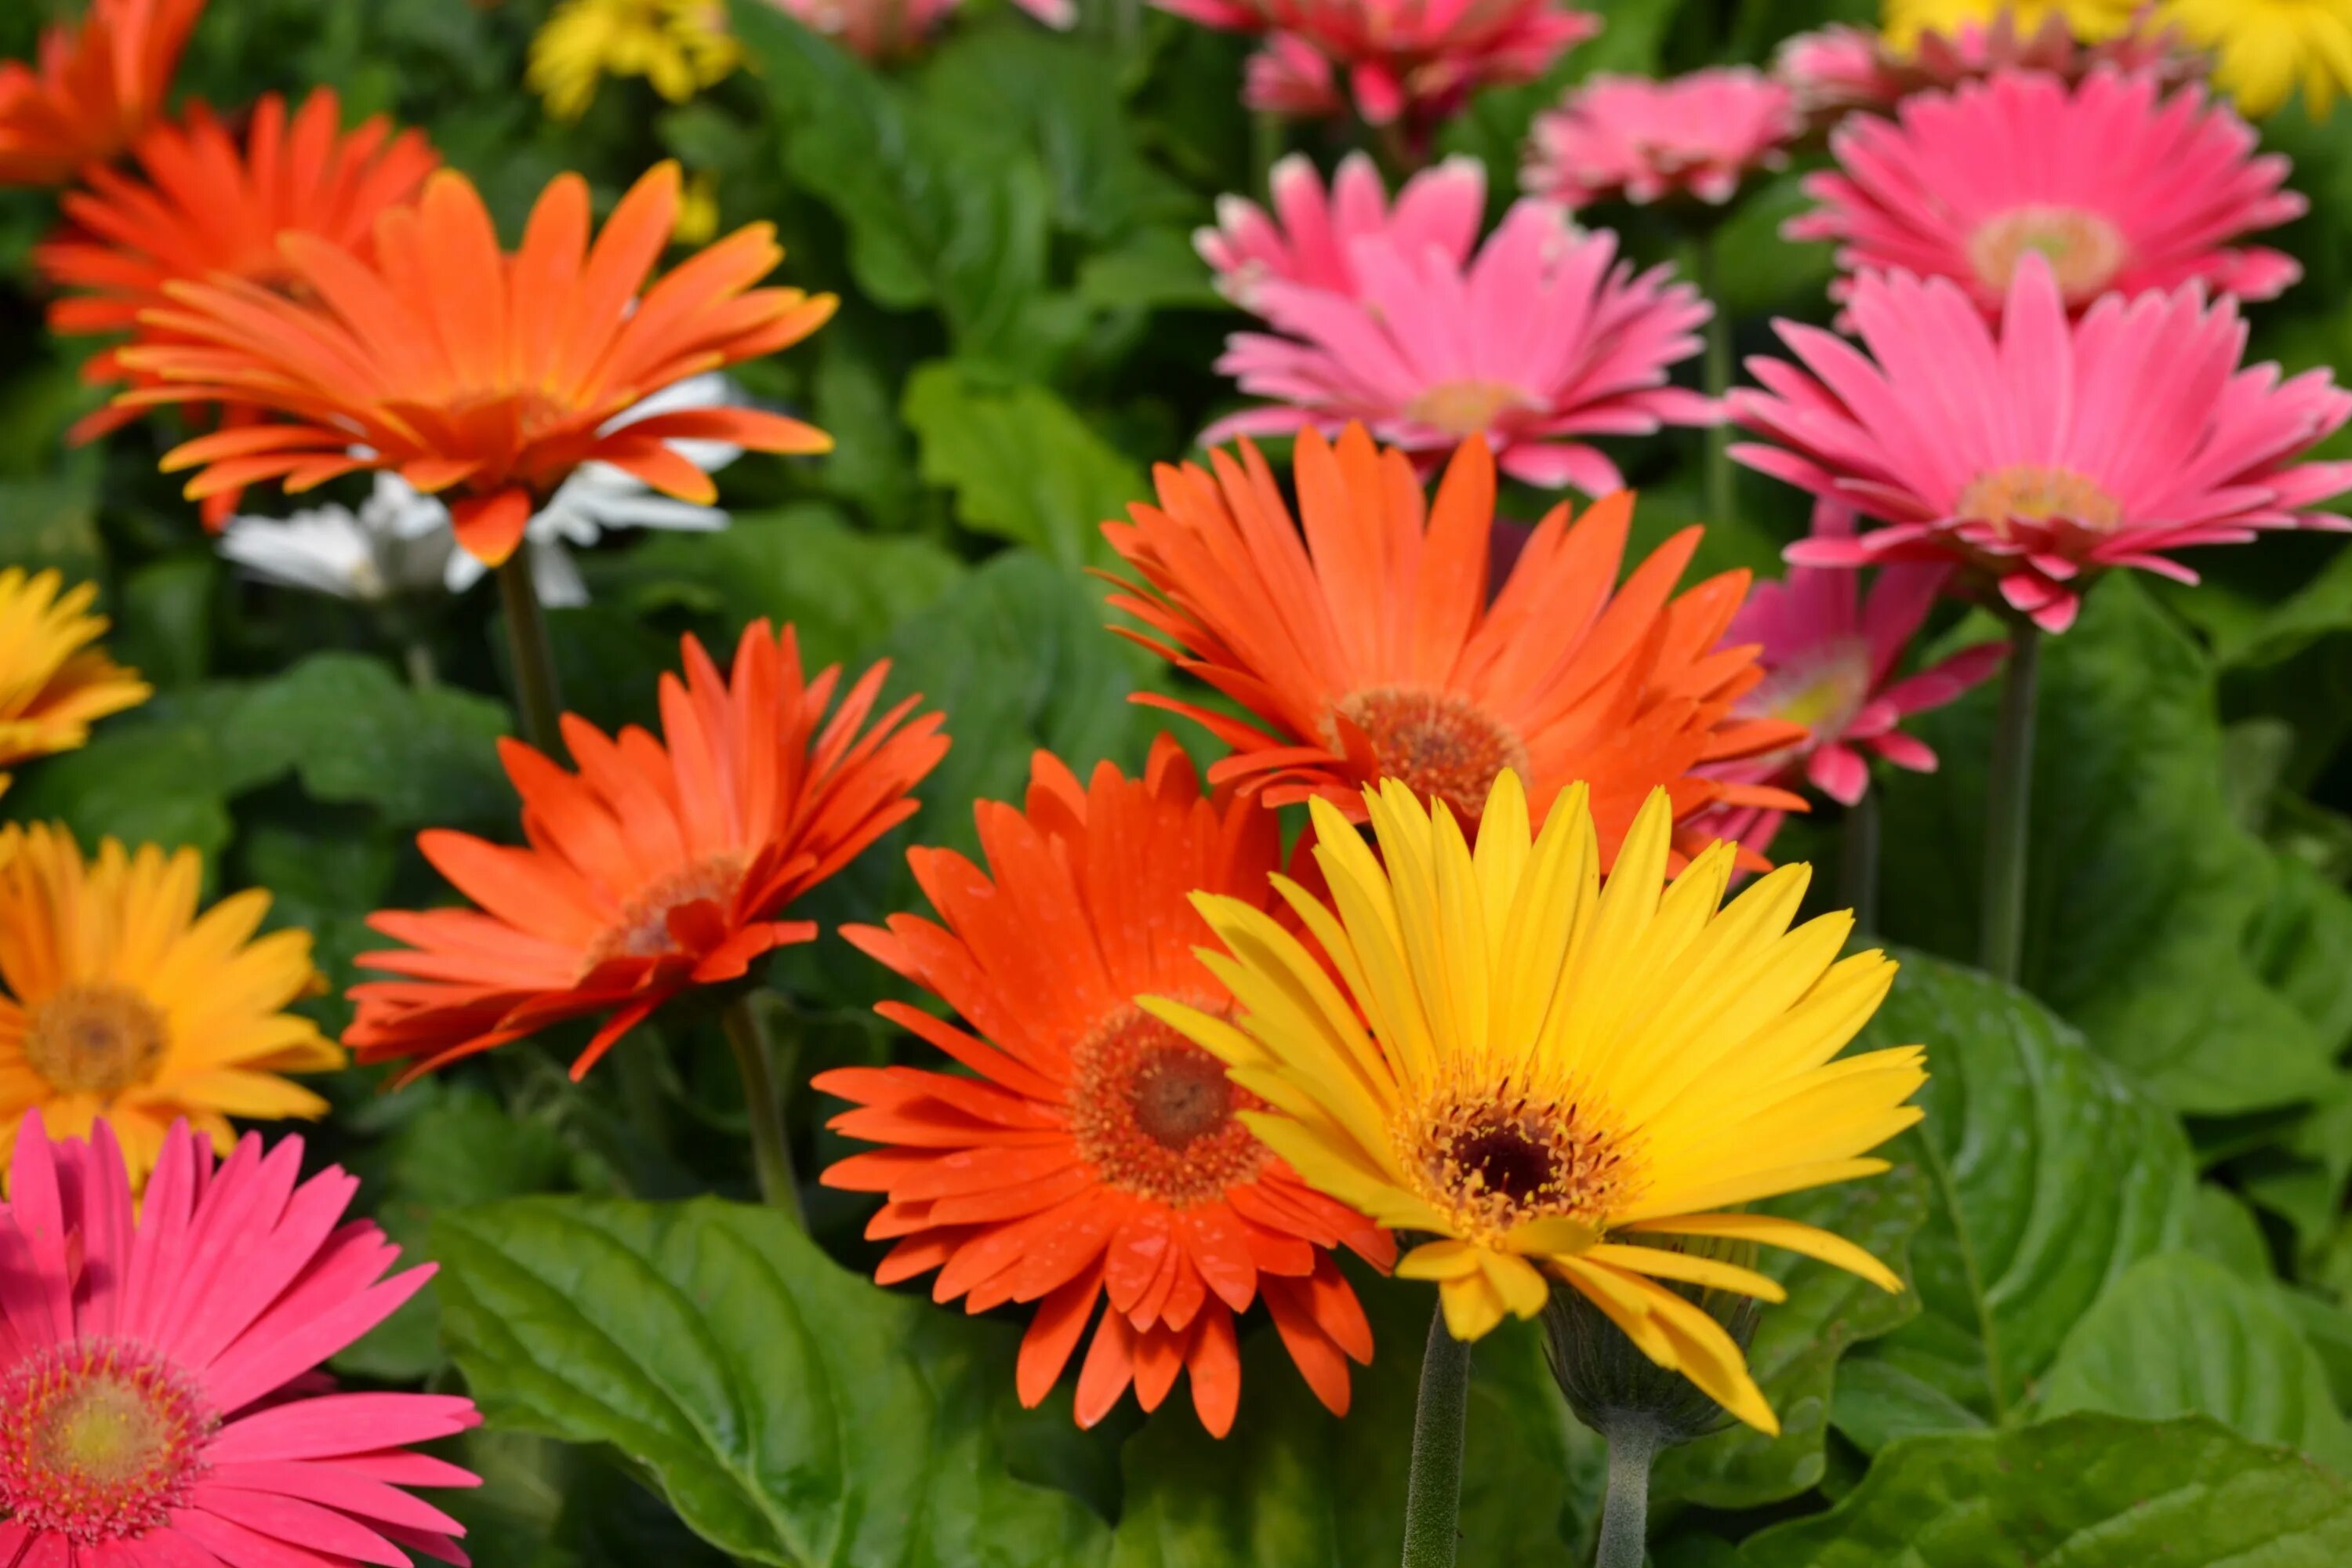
433 1196 1112 1568
902 363 1145 564
2 722 233 860
0 466 104 580
2187 1184 2279 1280
1741 1414 2352 1568
2037 1252 2352 1472
1828 1359 1987 1456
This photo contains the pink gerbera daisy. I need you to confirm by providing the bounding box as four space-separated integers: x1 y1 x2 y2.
1208 198 1715 492
0 1114 480 1566
1791 69 2304 315
1774 13 2206 121
1196 150 1486 308
1523 67 1802 208
1152 0 1599 132
1729 257 2352 633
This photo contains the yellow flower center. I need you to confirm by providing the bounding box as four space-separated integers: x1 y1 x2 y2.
24 982 169 1097
0 1341 212 1545
1327 688 1533 825
583 853 747 971
1068 1004 1268 1207
1953 463 2124 535
1404 1086 1642 1243
1744 640 1873 744
1405 379 1533 438
1966 205 2129 306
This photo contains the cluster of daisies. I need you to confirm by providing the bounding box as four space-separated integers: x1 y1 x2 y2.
0 0 2347 1562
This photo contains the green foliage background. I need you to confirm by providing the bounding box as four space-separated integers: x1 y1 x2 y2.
5 0 2352 1561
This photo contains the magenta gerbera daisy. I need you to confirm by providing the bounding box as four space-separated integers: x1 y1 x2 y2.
1208 198 1715 492
0 1114 480 1566
1198 150 1486 308
1730 257 2352 633
1791 68 2305 315
1523 67 1802 209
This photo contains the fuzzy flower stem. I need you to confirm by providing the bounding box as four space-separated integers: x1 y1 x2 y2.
1842 785 1880 939
1595 1413 1663 1568
1699 229 1735 529
1401 1306 1474 1567
496 554 564 753
724 992 806 1225
1979 621 2042 984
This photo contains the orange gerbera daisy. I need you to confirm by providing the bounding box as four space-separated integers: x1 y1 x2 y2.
1104 426 1804 868
818 739 1394 1436
346 621 946 1081
116 159 836 566
36 87 438 496
0 0 205 188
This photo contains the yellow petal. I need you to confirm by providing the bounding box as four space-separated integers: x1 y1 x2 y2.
1625 1212 1904 1293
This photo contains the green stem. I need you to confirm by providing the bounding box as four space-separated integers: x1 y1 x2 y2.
403 638 439 692
1698 230 1734 530
495 555 564 754
1594 1416 1661 1568
1250 109 1283 197
1841 785 1880 940
1400 1305 1473 1568
723 993 805 1225
1978 622 2041 985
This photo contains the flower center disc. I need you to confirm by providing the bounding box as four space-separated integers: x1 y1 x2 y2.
1406 1087 1639 1242
1953 463 2124 535
1406 379 1534 438
1069 1004 1268 1207
24 982 170 1097
1966 205 2129 306
1327 687 1533 823
1744 639 1874 747
0 1341 212 1545
583 854 749 971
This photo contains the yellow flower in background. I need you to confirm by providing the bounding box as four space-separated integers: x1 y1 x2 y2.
528 0 742 122
0 824 344 1186
674 169 721 245
0 566 150 793
1146 775 1926 1434
1882 0 2140 49
2160 0 2352 118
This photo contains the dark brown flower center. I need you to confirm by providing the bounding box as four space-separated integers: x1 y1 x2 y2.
24 983 169 1097
1327 687 1532 823
1069 1004 1269 1207
1406 1086 1640 1241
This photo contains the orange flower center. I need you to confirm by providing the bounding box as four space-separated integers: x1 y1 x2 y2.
1953 463 2123 535
24 982 169 1097
583 854 748 971
0 1341 212 1545
1068 1004 1269 1207
1966 205 2129 305
1403 1086 1640 1243
1327 687 1533 823
1406 379 1533 437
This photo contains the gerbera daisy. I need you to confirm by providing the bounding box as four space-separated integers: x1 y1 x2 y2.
1152 0 1600 131
1882 0 2139 50
345 620 946 1081
1778 13 2208 120
528 0 742 121
0 824 342 1185
1790 69 2304 316
0 1114 480 1565
0 567 150 786
115 159 835 568
1103 426 1805 866
1523 68 1802 209
1145 773 1923 1431
2162 0 2352 118
1197 150 1487 309
0 0 205 188
817 740 1393 1436
756 0 1074 60
1207 200 1715 489
1730 258 2352 633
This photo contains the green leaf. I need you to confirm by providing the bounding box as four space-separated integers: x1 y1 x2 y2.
1844 953 2195 1424
902 363 1145 564
2037 1252 2352 1472
433 1196 1111 1568
1740 1414 2352 1568
2 721 234 861
2187 1184 2279 1281
1828 1359 1987 1456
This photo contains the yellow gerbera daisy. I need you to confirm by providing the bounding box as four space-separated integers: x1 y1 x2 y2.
527 0 742 122
1145 774 1926 1434
0 824 344 1185
0 566 151 792
1882 0 2140 49
2159 0 2352 118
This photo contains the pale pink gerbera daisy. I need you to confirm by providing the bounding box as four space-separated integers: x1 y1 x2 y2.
1791 69 2304 315
0 1114 480 1566
1774 13 2206 120
1730 257 2352 633
1524 67 1803 208
1209 200 1715 491
1152 0 1599 131
1197 150 1486 308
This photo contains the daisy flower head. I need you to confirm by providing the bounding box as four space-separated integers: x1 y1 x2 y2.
1207 198 1716 490
0 1115 479 1565
1773 25 1903 118
1145 773 1924 1429
1882 0 2140 51
1197 150 1486 309
0 0 205 188
1780 12 2208 120
818 739 1393 1436
0 567 150 786
118 160 836 570
1791 68 2304 316
346 622 947 1082
760 0 1075 61
1104 426 1806 868
0 824 342 1185
528 0 742 121
2163 0 2352 118
1523 68 1803 209
1730 259 2352 633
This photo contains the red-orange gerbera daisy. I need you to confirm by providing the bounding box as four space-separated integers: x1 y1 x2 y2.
0 0 205 188
1104 425 1804 867
115 159 835 566
346 621 946 1080
818 739 1394 1436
